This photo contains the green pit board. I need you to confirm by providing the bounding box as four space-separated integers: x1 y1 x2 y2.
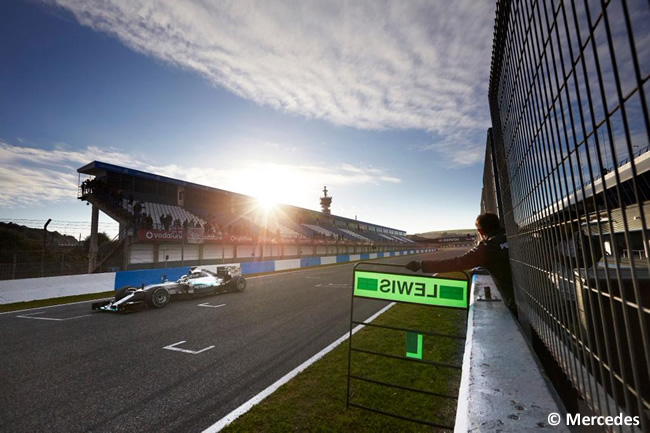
354 270 469 309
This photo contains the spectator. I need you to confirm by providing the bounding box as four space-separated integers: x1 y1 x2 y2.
406 213 516 316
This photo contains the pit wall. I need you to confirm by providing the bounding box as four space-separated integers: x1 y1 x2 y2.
0 249 435 304
454 275 568 431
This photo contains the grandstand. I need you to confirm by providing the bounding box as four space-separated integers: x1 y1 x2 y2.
77 161 417 272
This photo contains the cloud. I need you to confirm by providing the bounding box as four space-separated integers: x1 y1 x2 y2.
45 0 495 165
0 141 400 210
0 142 145 207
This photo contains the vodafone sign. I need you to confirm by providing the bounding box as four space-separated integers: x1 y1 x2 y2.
139 229 185 242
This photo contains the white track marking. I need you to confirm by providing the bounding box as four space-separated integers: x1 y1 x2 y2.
163 341 215 355
202 302 396 433
198 303 226 308
16 311 92 321
0 298 113 315
314 283 350 288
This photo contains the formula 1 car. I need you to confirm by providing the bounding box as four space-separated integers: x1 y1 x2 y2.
92 264 246 313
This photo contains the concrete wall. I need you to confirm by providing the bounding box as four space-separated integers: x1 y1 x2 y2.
0 248 435 304
454 275 568 432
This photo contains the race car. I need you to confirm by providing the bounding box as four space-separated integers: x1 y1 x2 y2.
92 264 246 313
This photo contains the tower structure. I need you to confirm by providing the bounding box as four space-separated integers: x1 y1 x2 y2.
320 186 332 215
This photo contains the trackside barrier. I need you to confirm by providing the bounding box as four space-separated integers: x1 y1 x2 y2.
0 272 117 305
113 249 436 289
346 262 469 430
0 249 436 304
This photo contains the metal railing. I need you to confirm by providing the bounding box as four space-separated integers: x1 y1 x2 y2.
486 0 649 431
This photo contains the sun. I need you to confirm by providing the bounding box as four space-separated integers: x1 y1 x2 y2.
255 195 277 212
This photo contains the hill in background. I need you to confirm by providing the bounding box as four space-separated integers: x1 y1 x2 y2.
414 229 476 239
0 222 79 248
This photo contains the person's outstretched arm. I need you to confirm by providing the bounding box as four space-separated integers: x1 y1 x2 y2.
406 244 487 273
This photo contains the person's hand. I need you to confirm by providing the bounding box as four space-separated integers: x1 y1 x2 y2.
405 260 421 272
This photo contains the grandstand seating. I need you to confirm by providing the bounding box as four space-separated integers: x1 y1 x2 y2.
320 224 359 241
123 200 205 229
303 224 339 239
280 220 314 238
338 228 372 242
249 215 303 239
360 231 394 243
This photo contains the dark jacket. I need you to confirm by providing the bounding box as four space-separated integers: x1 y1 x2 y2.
420 230 515 311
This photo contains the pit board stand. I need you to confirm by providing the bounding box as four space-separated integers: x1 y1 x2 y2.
346 262 470 430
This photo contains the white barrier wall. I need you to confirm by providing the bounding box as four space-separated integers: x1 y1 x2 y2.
0 273 116 305
321 256 337 265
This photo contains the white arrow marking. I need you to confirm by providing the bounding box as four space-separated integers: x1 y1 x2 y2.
17 311 92 321
163 341 215 355
198 303 226 308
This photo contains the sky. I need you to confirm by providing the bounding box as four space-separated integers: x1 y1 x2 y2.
0 0 496 236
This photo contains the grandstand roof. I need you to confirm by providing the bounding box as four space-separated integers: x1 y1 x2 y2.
78 160 238 196
78 160 406 234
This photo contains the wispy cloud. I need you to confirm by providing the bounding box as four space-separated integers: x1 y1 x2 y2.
0 142 144 206
46 0 494 165
0 141 400 209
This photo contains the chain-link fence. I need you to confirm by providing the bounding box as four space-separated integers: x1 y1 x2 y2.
0 219 120 280
487 0 649 430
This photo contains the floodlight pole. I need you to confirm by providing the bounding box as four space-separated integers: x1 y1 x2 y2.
41 219 51 277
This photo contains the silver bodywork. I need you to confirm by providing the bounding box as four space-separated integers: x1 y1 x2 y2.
92 264 244 312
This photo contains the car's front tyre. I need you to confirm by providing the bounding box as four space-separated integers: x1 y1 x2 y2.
146 286 171 308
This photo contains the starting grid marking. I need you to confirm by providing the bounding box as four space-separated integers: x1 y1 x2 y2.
166 304 226 354
163 340 215 355
16 311 92 321
198 302 226 308
315 283 350 288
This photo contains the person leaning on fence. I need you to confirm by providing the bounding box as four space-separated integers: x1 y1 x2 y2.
405 213 517 317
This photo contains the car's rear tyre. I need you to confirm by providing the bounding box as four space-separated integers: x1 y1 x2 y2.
230 276 246 292
146 287 170 308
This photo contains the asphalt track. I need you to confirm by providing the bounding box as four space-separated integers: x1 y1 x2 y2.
0 249 464 433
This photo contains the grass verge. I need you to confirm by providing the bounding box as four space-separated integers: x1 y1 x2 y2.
222 302 467 433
